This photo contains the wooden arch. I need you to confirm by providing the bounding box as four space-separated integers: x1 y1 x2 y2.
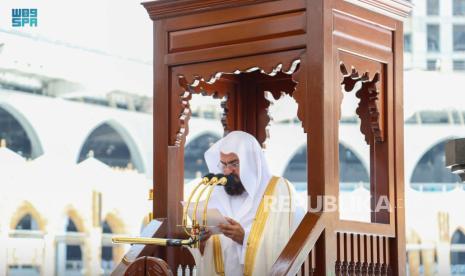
175 59 302 146
113 0 412 275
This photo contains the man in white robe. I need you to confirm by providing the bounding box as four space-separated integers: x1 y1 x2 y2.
197 131 303 276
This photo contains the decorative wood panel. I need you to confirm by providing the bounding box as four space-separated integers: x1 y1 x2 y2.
333 10 392 54
334 0 397 231
143 0 279 20
176 76 237 146
335 27 393 224
344 0 412 19
163 0 306 32
166 35 307 66
292 55 306 131
169 11 305 53
125 257 172 276
173 56 303 147
252 62 301 144
340 61 384 144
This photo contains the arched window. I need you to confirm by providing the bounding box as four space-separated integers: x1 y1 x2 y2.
283 144 369 185
9 213 41 275
66 218 78 232
0 107 32 158
102 220 112 234
411 141 461 183
283 145 307 184
184 133 220 180
78 123 132 168
339 144 369 183
451 229 465 274
14 214 39 230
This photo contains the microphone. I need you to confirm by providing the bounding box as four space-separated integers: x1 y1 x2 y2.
203 173 226 185
202 173 215 183
214 173 225 179
214 173 228 186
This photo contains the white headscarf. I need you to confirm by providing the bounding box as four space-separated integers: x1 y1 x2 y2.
204 131 271 219
204 131 272 266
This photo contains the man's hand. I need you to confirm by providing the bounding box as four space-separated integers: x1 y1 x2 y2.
218 217 244 245
199 228 212 255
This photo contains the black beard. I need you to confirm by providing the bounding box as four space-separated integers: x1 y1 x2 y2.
224 174 245 196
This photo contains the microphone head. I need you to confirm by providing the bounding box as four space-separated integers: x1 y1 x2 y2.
215 174 228 186
206 174 227 185
202 173 215 183
203 173 215 179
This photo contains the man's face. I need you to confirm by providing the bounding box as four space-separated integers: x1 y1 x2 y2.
220 152 245 196
220 152 240 177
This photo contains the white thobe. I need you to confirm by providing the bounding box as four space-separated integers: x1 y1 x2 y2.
200 177 303 276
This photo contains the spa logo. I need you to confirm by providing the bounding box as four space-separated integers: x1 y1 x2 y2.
12 9 38 27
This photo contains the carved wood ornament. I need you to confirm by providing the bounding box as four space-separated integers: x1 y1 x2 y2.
125 257 172 276
176 73 235 147
340 62 384 144
175 60 301 147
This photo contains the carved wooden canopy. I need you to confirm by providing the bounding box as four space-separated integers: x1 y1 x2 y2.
175 60 302 146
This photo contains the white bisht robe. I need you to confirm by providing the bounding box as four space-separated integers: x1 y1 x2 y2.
200 176 298 276
195 131 302 276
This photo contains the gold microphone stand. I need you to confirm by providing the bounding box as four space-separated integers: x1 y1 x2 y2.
112 175 228 248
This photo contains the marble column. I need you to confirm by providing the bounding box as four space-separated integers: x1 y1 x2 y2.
56 242 66 276
42 230 56 276
0 222 9 276
421 248 435 276
408 250 420 276
84 227 102 276
437 212 451 275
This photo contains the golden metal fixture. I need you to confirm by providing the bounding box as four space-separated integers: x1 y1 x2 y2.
148 189 153 201
112 174 229 249
112 236 195 246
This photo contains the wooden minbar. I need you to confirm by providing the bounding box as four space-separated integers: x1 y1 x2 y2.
113 0 412 275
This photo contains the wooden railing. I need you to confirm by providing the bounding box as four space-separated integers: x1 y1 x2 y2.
270 212 396 276
270 212 326 276
295 250 316 276
335 232 392 276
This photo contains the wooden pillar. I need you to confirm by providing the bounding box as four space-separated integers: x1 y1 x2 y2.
392 20 407 276
307 0 337 273
152 19 169 221
165 146 185 267
240 75 258 136
152 18 170 266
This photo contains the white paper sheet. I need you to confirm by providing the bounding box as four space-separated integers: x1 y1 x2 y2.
181 201 228 234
